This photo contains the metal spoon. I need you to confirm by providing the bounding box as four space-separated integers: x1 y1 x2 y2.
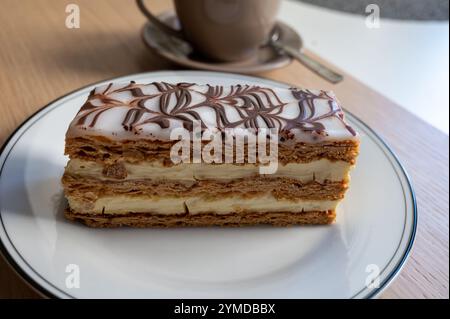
268 27 344 84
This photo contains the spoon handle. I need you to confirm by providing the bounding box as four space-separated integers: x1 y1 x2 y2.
279 44 344 84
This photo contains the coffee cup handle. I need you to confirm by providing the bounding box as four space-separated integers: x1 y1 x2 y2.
136 0 184 39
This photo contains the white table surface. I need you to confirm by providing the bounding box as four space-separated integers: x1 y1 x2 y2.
280 1 450 134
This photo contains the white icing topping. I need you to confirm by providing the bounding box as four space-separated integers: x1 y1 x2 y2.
66 82 358 143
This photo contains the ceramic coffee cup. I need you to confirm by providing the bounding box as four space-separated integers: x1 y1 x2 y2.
136 0 281 62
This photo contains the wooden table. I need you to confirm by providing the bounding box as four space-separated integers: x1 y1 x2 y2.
0 0 448 299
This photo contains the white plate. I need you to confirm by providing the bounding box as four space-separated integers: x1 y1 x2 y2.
0 71 416 299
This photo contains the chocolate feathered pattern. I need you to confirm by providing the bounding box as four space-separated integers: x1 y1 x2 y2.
75 81 356 137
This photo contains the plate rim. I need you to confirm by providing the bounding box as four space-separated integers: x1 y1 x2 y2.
0 70 417 299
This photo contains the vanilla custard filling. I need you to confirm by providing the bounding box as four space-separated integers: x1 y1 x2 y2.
67 194 340 215
66 159 352 183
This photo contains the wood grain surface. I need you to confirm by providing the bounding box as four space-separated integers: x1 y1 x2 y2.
0 0 448 299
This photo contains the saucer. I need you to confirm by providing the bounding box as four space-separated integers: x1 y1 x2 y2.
141 11 302 74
